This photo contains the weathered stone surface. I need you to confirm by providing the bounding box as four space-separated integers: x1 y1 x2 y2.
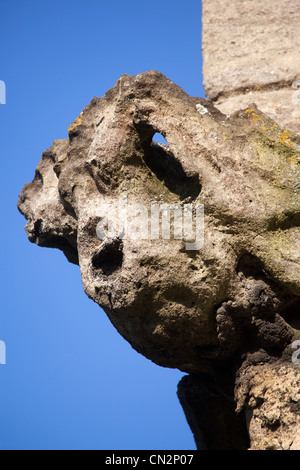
202 0 300 134
202 0 300 449
202 0 300 99
18 71 300 449
216 87 300 136
235 356 300 450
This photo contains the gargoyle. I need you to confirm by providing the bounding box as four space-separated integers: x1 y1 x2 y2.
18 71 300 450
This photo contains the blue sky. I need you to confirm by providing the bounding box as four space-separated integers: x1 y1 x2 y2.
0 0 204 450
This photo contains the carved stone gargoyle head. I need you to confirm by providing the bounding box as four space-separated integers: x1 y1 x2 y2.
18 71 300 373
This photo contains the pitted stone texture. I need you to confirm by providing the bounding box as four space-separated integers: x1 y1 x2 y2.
18 71 300 449
235 359 300 450
18 71 300 374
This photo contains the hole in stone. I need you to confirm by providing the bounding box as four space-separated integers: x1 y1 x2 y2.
152 132 168 146
135 123 201 200
91 239 123 276
236 254 269 282
33 219 43 237
144 140 201 201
